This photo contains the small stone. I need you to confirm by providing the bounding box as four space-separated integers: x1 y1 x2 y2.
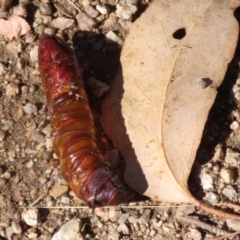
49 185 68 199
200 172 214 190
28 232 38 239
60 196 70 205
0 130 5 141
116 4 137 20
26 160 34 168
42 125 52 137
39 2 52 15
84 5 99 18
219 168 235 184
13 4 27 17
6 82 19 96
212 144 224 161
44 27 57 36
230 121 239 131
117 223 130 235
108 208 121 222
150 229 156 237
106 30 123 45
96 5 108 15
51 17 75 31
21 209 39 226
29 45 39 63
225 148 240 167
82 0 90 7
12 221 22 234
226 219 240 231
0 178 6 188
203 192 220 205
190 228 202 240
23 103 37 115
5 226 14 240
76 11 97 31
138 209 151 225
222 185 237 201
94 208 109 222
117 213 129 224
194 78 209 89
32 133 46 144
25 32 35 43
0 63 7 76
4 171 11 179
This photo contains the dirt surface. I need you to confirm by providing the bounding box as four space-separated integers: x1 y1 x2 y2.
1 0 240 240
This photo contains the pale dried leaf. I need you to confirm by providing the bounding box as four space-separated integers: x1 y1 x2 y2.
0 16 30 40
102 0 239 204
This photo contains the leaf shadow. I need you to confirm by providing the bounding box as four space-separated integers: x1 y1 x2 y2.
71 31 148 198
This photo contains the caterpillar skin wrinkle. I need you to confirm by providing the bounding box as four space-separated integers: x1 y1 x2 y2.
38 33 131 207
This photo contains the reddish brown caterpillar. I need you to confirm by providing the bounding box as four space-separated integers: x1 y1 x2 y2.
38 33 132 207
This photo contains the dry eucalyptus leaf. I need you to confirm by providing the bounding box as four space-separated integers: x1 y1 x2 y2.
102 0 240 218
0 16 30 40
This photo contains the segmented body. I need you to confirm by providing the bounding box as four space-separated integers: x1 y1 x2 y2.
38 33 131 207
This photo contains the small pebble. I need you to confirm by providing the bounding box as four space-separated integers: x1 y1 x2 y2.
60 196 70 205
84 5 99 18
25 32 36 43
116 4 137 20
23 103 37 115
212 144 224 161
39 2 52 15
117 213 129 224
106 30 123 45
0 130 5 141
5 82 19 97
0 178 6 188
0 63 7 76
27 232 38 239
230 121 239 131
76 11 97 31
49 185 68 199
117 223 130 235
21 209 39 226
13 4 27 17
30 45 39 63
138 209 151 225
108 208 121 222
200 172 214 190
219 168 234 184
225 148 240 167
222 185 237 201
94 208 109 222
190 228 202 240
96 5 108 15
5 226 14 240
32 133 46 144
203 192 220 205
51 17 75 31
226 219 240 231
12 221 22 234
195 78 209 89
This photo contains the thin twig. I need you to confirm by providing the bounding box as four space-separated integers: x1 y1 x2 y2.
178 215 231 236
217 201 240 212
29 193 47 207
206 231 240 240
19 204 196 209
66 0 81 12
